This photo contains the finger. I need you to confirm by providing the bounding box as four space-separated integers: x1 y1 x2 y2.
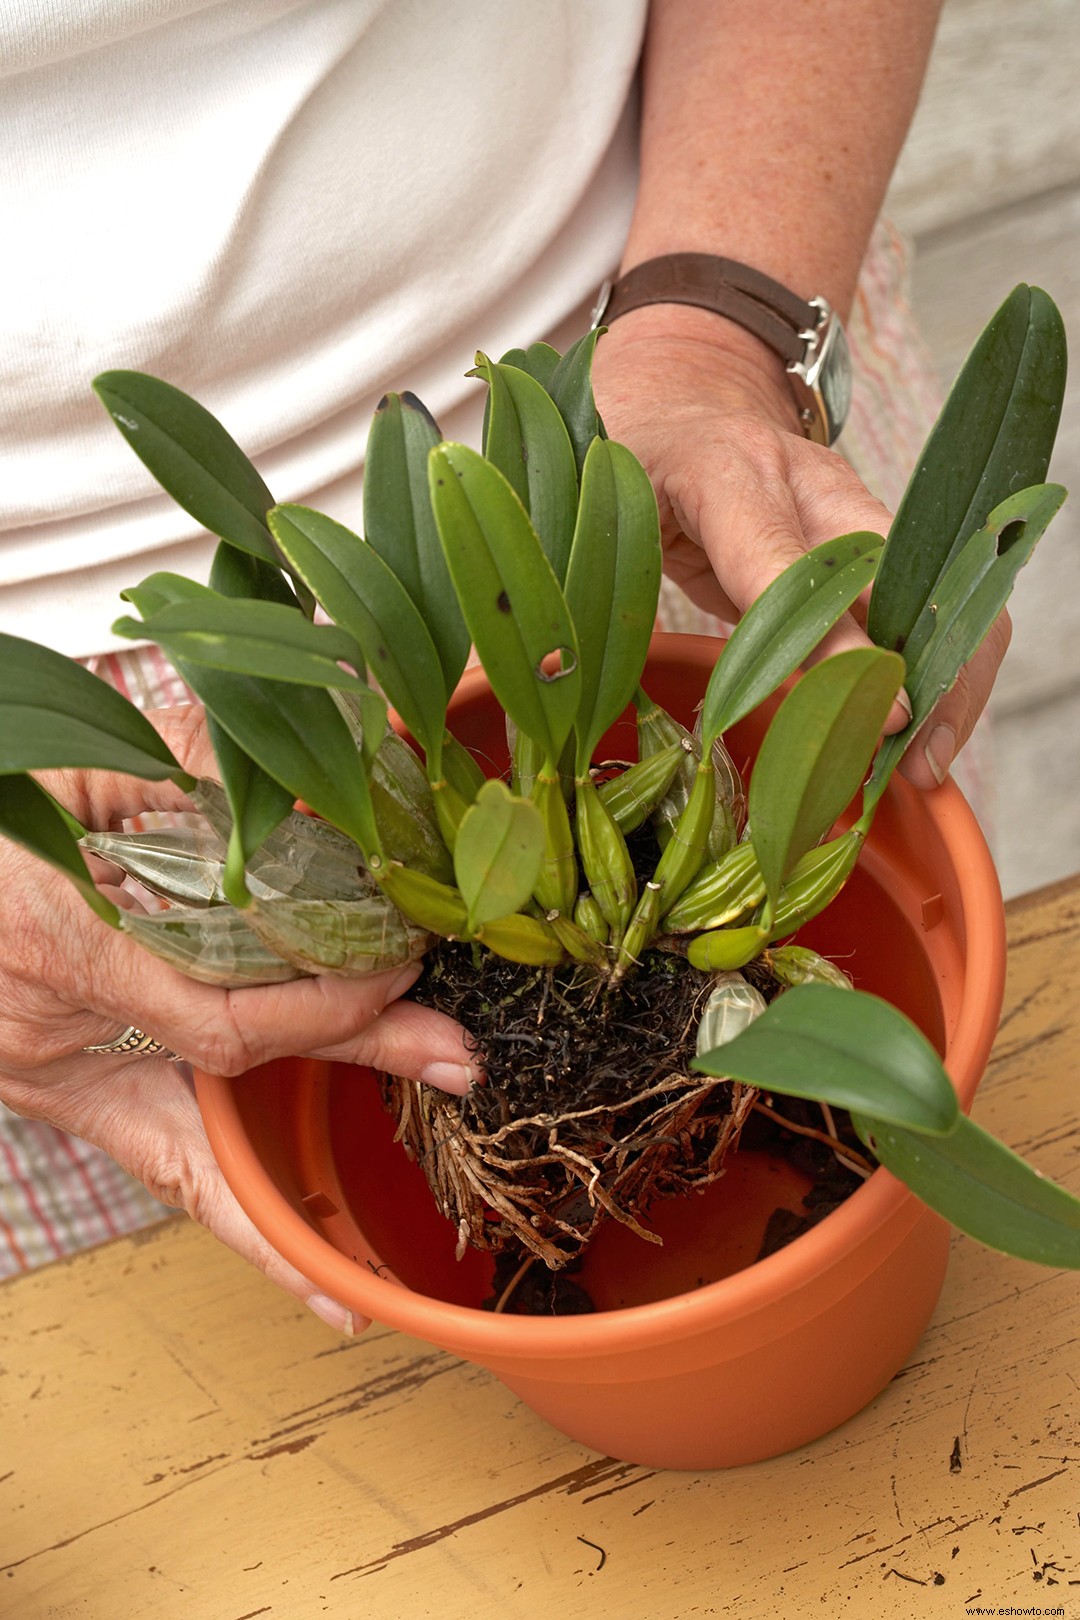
898 610 1012 791
306 996 479 1095
57 1056 369 1335
40 702 218 829
6 812 476 1095
3 859 409 1072
688 444 911 732
786 439 894 553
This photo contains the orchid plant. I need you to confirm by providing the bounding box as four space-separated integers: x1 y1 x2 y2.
1 285 1078 1271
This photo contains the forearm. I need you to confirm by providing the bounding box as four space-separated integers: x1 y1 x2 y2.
623 0 943 317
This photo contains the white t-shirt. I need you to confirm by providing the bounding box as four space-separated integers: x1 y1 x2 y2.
0 0 647 655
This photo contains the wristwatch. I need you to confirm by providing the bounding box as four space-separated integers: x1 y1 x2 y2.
591 253 852 447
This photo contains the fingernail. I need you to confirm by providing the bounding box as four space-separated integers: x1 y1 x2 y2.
305 1292 359 1336
419 1061 475 1096
924 723 955 786
896 686 913 720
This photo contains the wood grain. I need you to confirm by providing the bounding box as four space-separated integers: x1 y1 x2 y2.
1 879 1077 1620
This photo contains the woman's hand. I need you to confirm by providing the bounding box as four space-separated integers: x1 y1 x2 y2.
0 703 475 1334
592 310 1010 788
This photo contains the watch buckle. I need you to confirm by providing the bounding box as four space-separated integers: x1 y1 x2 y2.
786 296 847 447
591 279 614 330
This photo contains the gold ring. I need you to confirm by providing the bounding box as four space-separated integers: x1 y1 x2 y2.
82 1025 182 1061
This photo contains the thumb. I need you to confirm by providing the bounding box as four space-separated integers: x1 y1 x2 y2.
898 610 1012 791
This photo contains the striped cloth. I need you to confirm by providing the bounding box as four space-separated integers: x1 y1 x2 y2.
0 218 988 1279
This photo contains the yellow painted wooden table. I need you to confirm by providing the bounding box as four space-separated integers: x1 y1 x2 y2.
2 880 1078 1620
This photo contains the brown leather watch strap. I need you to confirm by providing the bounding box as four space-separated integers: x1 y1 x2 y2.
597 253 820 366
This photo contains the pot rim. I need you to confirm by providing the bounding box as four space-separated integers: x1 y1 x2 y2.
197 635 1005 1359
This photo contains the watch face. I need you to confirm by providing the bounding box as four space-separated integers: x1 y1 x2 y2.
787 308 852 445
819 319 853 443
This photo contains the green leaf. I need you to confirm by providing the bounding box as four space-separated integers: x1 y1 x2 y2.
122 566 298 901
113 594 369 692
429 443 581 764
208 537 300 608
208 543 301 905
119 570 206 619
854 1111 1080 1269
0 632 184 781
564 438 662 770
750 648 903 907
685 923 769 973
453 779 545 932
93 371 316 614
498 341 562 391
699 534 884 745
268 503 448 763
694 983 959 1136
867 284 1067 657
167 664 382 862
550 329 606 475
472 353 580 583
0 775 119 925
209 719 293 908
363 392 470 690
573 773 637 932
867 484 1066 807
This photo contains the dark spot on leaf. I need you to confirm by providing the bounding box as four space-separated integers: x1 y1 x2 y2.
497 590 512 613
375 394 390 413
996 519 1026 555
402 390 439 430
823 556 836 567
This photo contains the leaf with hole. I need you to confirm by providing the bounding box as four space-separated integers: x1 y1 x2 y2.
866 483 1066 807
429 443 580 765
867 283 1066 658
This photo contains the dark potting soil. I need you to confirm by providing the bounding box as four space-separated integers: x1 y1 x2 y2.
408 939 870 1316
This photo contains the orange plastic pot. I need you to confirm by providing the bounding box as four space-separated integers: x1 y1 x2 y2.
196 635 1006 1470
